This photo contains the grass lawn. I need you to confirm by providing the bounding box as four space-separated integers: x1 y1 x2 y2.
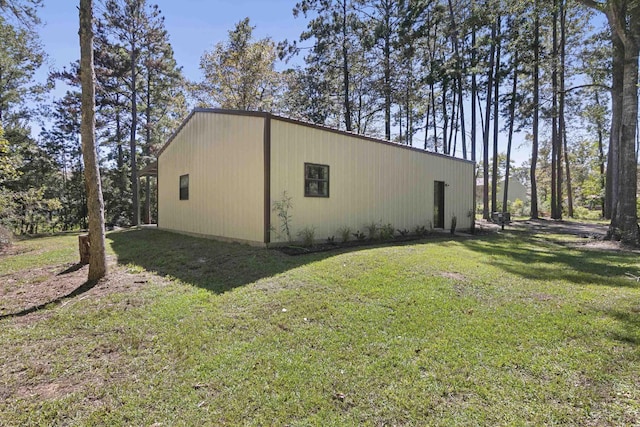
0 227 638 425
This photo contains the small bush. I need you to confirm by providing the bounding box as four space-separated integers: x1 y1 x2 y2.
297 226 316 247
397 228 410 237
379 223 395 240
352 230 367 241
337 226 351 243
512 198 525 217
574 206 603 221
365 222 379 240
327 236 336 245
414 225 427 237
450 216 457 235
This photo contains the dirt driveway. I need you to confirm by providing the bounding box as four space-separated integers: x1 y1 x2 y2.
508 218 608 239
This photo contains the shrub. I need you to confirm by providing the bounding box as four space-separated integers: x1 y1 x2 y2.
379 223 395 240
397 228 410 237
365 222 379 240
414 225 427 237
297 226 316 247
450 216 457 235
512 198 525 217
337 226 351 243
352 230 367 241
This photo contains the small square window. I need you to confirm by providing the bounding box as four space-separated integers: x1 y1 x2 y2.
304 163 329 197
179 174 189 200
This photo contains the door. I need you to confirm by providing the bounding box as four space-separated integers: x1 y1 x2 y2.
434 180 445 228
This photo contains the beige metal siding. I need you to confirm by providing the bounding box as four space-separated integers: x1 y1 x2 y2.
269 119 474 243
158 112 264 244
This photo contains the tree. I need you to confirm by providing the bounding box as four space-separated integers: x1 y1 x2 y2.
79 0 107 281
0 15 45 123
99 0 174 226
579 0 640 244
0 124 19 183
0 0 41 28
196 17 280 111
293 0 365 132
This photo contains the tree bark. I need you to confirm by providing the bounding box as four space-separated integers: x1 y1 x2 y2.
482 20 497 220
551 0 560 219
491 17 501 215
530 0 540 218
503 50 518 216
341 0 352 132
79 0 107 281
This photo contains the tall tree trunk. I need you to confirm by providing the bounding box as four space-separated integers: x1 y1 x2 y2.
551 0 560 219
470 0 477 232
79 0 107 281
424 98 430 150
503 50 518 216
594 90 606 215
607 31 623 220
559 0 571 217
470 11 477 163
491 17 501 215
431 82 438 153
613 30 639 243
482 20 497 220
531 0 540 219
341 0 352 132
130 38 140 225
441 79 449 154
383 2 391 141
447 0 466 159
145 70 152 224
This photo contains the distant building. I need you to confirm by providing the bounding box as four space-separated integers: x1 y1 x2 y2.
476 179 529 207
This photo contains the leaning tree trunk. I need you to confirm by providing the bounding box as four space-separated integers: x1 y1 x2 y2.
79 0 107 281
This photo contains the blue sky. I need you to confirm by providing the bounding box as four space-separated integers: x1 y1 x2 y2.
37 0 307 86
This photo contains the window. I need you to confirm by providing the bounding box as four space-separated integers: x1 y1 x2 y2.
179 174 189 200
304 163 329 197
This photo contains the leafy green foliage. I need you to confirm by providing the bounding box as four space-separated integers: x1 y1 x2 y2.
195 17 280 110
0 13 46 122
297 226 316 247
337 226 352 243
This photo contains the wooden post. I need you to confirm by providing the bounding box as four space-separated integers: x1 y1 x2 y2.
79 234 91 264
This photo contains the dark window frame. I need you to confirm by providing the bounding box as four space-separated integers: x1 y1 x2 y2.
179 174 189 200
304 163 330 198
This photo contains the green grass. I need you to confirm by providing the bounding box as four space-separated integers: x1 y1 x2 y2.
1 228 639 425
0 232 83 275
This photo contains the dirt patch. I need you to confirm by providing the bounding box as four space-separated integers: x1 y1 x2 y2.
440 272 468 282
509 219 640 253
509 218 608 239
0 256 170 322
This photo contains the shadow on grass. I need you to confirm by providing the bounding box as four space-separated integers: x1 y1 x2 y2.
605 308 640 346
107 228 448 295
108 228 338 294
459 229 640 288
0 274 98 320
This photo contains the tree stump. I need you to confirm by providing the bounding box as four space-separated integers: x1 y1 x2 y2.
79 234 91 264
